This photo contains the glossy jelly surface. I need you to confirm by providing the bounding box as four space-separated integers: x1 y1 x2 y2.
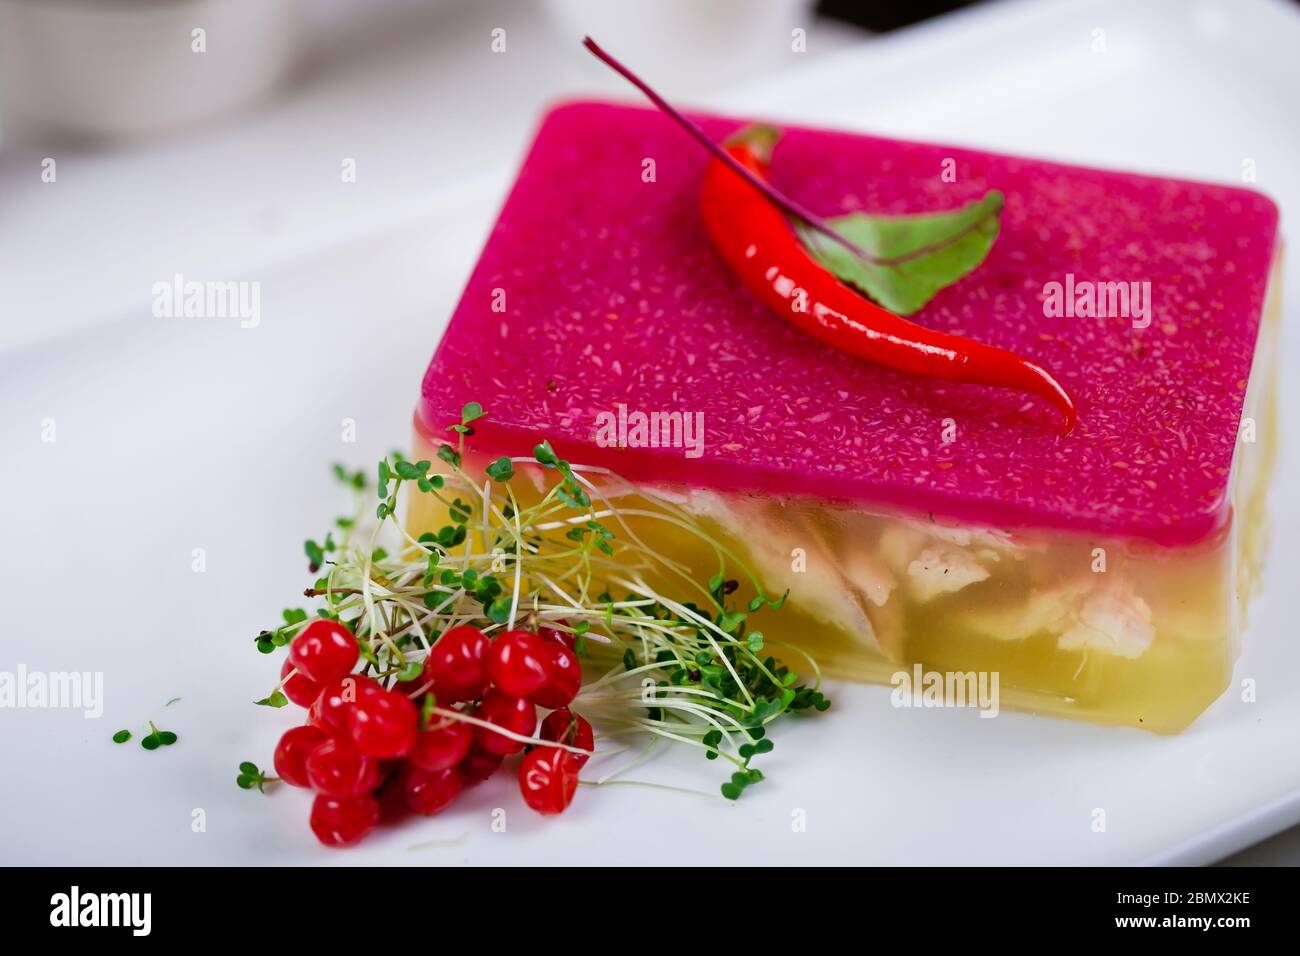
420 100 1278 547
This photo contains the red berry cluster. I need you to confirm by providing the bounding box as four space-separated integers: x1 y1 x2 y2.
273 619 593 847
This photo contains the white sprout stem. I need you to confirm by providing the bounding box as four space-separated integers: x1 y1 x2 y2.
609 576 756 709
594 733 660 785
507 483 523 630
426 706 589 757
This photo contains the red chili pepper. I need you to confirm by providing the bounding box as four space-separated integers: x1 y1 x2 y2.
699 134 1077 436
582 35 1078 435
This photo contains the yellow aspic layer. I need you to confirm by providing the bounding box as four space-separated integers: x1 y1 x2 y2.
410 269 1278 734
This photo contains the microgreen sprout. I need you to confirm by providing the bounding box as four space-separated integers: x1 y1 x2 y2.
236 761 277 793
112 729 131 744
257 405 830 799
255 607 310 655
141 721 178 751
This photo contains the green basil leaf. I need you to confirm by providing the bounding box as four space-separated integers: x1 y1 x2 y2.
797 190 1003 316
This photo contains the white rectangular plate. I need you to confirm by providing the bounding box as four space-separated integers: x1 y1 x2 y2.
2 0 1297 864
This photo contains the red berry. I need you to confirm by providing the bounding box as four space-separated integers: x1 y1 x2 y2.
488 629 553 698
310 794 379 847
518 747 580 815
347 686 418 759
376 771 409 825
404 765 463 816
459 744 504 786
305 736 380 798
474 690 536 756
280 659 321 708
288 620 359 685
408 717 474 773
539 708 594 768
529 640 582 709
538 622 575 650
309 674 381 736
424 625 491 702
273 724 329 788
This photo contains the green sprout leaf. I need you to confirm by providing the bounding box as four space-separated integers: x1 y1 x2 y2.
394 459 429 480
140 721 178 751
717 611 746 634
333 463 367 491
112 729 131 744
485 456 514 482
397 660 424 682
485 597 512 624
437 444 462 468
236 761 277 793
797 190 1004 316
533 441 558 467
304 539 325 572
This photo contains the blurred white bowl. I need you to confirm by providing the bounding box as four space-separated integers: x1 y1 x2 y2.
0 0 302 143
543 0 816 95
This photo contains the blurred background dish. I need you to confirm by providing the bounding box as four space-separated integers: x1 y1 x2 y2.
0 0 303 144
540 0 815 92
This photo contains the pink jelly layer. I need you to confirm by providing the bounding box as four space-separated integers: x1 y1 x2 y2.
419 101 1279 548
